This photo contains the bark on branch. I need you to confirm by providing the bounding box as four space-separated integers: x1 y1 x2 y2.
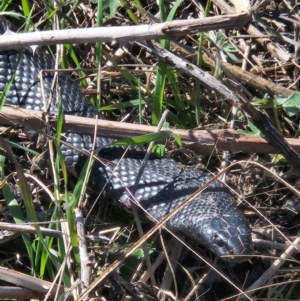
0 13 251 50
2 106 300 155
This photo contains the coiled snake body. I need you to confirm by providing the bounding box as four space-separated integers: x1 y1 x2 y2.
0 19 253 259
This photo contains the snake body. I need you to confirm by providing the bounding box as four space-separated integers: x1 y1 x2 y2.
0 19 253 258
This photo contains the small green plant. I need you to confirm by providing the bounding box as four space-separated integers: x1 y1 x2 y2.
253 92 300 117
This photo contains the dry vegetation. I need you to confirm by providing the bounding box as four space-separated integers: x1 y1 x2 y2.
1 0 300 300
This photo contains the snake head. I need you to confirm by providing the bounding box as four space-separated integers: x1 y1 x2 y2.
199 213 253 261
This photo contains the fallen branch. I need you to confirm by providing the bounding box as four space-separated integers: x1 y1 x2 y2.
0 287 44 300
2 106 300 154
0 266 71 301
0 13 251 50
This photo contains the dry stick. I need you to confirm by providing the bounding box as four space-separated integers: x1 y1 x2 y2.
0 287 44 300
252 238 294 252
202 54 294 98
0 222 64 238
136 41 300 177
4 106 300 154
225 278 300 301
45 242 73 301
0 13 251 50
75 208 91 297
59 222 77 300
128 109 169 287
0 221 110 243
161 236 184 297
171 38 293 97
139 243 173 283
0 266 71 300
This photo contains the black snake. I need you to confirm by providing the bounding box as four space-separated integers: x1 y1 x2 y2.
0 17 253 259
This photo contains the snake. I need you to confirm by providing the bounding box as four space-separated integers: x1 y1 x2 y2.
0 17 253 259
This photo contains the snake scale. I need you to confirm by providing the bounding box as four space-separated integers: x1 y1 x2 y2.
0 17 253 259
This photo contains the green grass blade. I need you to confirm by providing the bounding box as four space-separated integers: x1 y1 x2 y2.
166 0 183 21
4 140 39 155
153 0 172 126
100 99 147 111
111 131 182 148
0 2 14 12
119 0 139 24
138 79 142 124
153 63 167 125
21 0 30 17
2 184 36 275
